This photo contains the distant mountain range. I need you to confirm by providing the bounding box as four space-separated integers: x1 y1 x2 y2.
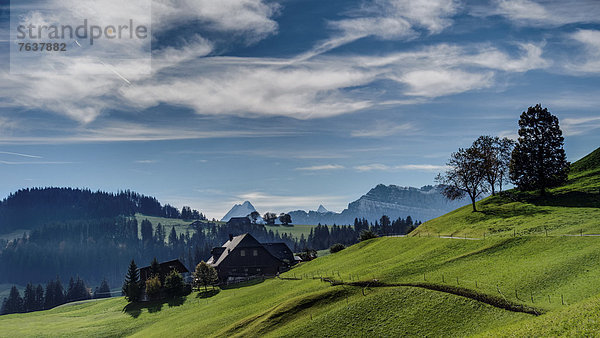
288 185 470 225
222 185 470 225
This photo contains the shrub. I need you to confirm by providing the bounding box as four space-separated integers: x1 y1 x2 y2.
164 270 185 296
359 229 378 241
329 243 345 253
145 276 161 300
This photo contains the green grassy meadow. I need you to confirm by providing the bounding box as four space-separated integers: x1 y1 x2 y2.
2 234 600 337
1 147 599 336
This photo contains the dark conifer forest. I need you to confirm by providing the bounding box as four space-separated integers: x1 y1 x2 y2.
0 188 416 293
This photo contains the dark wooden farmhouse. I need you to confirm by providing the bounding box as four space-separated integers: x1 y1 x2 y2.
139 259 189 285
207 233 297 283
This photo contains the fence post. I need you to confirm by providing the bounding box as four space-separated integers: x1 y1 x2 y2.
442 274 445 283
475 280 478 288
548 295 551 304
530 291 534 303
456 276 459 285
561 294 564 305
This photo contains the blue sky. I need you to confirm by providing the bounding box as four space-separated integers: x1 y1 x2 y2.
0 0 599 219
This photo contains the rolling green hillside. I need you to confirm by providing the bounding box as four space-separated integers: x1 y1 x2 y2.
1 147 599 337
2 233 600 337
411 146 600 238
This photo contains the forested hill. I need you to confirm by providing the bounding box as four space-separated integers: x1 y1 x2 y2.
0 188 182 234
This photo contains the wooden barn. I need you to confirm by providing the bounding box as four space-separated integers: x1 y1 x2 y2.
207 233 296 283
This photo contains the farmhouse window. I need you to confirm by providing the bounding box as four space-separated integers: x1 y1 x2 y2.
240 249 246 256
253 249 258 256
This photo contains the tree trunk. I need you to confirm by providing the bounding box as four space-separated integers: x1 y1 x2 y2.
471 198 477 212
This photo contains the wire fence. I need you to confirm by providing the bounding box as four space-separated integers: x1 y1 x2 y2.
388 229 600 240
281 269 572 308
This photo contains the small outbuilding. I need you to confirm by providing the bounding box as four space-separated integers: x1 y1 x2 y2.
139 259 189 285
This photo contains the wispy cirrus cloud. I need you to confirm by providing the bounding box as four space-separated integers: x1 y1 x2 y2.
0 120 298 144
234 191 350 213
295 164 345 171
300 0 460 60
483 0 600 26
351 122 415 138
0 160 73 165
0 0 552 138
0 151 42 158
354 163 447 172
566 29 600 74
562 116 600 136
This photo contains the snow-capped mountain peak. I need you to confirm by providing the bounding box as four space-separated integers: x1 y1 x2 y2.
316 205 329 213
221 201 258 222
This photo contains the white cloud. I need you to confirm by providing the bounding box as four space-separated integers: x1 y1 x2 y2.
0 151 42 158
152 0 280 42
398 164 447 171
354 163 447 172
0 121 297 144
119 59 377 119
354 163 392 172
0 160 73 165
234 191 350 213
487 0 600 26
1 40 550 128
566 29 600 73
562 116 600 136
400 69 494 97
305 0 460 59
468 43 550 72
295 164 345 171
351 122 415 137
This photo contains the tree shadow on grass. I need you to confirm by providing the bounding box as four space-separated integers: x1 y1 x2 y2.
196 289 220 299
123 296 186 318
220 278 266 290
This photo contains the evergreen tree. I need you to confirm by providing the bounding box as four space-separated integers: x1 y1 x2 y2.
23 283 36 312
3 286 24 314
140 219 153 245
164 270 185 296
122 259 141 303
510 104 569 194
94 278 111 299
168 226 178 247
34 284 44 310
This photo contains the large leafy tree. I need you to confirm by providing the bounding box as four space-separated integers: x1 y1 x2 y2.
473 136 515 195
122 259 141 303
194 261 219 292
510 104 569 194
436 145 488 212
